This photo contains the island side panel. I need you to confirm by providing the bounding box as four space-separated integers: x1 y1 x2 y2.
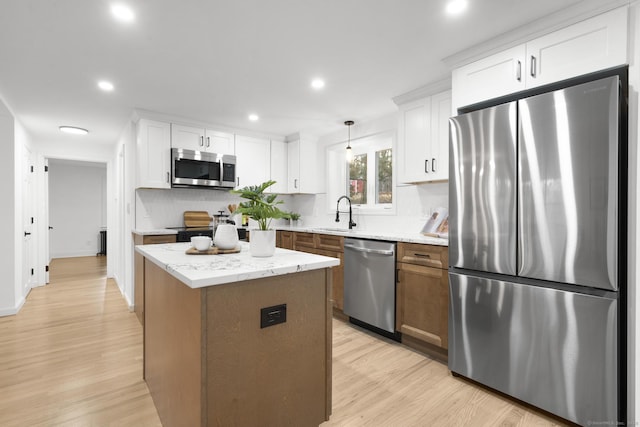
144 259 203 427
204 268 331 426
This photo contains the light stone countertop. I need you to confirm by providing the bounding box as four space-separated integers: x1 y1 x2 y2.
135 241 340 289
275 226 448 246
133 226 448 246
132 228 178 236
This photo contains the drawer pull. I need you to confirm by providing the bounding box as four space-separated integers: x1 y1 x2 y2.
414 253 431 258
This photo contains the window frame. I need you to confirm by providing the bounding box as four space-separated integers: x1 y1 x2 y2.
326 130 396 215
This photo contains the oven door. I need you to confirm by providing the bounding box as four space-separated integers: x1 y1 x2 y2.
172 148 222 188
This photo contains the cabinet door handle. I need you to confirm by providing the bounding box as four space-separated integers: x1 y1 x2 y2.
237 177 239 186
530 55 536 78
199 136 204 147
516 60 522 82
425 159 429 173
432 158 436 172
206 136 211 148
166 172 170 183
294 178 298 189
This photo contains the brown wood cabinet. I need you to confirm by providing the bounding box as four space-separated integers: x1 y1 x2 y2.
133 233 176 325
275 231 345 311
396 242 449 356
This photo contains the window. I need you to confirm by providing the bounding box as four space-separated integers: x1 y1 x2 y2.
327 131 394 214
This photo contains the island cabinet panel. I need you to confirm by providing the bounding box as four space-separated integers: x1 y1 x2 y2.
144 259 203 427
396 243 449 360
205 268 331 426
143 259 332 427
133 233 177 325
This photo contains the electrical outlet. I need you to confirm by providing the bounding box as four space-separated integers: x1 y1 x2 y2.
260 304 287 329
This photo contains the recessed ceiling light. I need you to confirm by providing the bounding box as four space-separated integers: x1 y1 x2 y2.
59 126 89 135
446 0 467 15
98 80 114 91
311 79 325 90
248 114 259 121
111 3 135 22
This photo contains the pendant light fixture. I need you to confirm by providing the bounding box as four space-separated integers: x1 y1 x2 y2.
345 120 354 162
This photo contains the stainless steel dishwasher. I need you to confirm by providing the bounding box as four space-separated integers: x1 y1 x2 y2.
343 238 397 337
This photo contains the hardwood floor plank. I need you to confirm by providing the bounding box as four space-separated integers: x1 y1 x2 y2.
0 256 162 427
1 256 570 426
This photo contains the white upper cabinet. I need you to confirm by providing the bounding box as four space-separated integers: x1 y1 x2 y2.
397 90 451 183
234 135 271 189
269 139 288 194
452 7 628 110
136 119 171 189
287 136 323 194
171 124 235 154
452 46 526 111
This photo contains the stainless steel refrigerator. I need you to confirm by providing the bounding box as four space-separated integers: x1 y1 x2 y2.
448 73 626 425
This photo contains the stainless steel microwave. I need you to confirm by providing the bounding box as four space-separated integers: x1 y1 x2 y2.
171 148 236 189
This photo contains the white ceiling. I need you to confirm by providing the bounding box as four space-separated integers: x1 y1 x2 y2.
0 0 612 146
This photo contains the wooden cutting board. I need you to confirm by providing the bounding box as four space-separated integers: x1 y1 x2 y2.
185 246 241 255
184 211 212 228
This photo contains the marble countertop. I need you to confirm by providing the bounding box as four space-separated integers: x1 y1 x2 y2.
275 226 448 246
132 228 178 236
135 242 340 289
133 226 447 246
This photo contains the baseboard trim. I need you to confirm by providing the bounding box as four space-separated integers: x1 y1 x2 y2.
0 296 25 317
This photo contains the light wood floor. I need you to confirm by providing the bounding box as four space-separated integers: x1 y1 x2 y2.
0 257 569 426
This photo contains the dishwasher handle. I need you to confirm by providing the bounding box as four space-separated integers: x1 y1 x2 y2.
344 244 394 256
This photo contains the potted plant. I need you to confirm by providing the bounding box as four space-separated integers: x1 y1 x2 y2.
288 212 301 227
231 180 290 257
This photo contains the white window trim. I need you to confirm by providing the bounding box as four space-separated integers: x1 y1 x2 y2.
326 130 396 215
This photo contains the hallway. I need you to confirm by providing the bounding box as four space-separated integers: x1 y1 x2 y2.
0 256 161 426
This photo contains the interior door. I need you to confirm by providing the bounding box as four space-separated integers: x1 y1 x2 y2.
518 75 619 290
449 102 517 275
22 146 36 294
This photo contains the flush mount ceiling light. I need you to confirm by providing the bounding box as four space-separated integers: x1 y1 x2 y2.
446 0 468 15
248 114 259 121
59 126 89 135
98 80 114 91
311 78 325 90
345 120 354 162
111 3 135 22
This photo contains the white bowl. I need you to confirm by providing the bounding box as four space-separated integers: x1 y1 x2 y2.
191 236 212 251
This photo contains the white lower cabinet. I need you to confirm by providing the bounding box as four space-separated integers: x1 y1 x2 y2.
452 6 628 110
136 119 171 189
396 90 451 184
234 135 271 188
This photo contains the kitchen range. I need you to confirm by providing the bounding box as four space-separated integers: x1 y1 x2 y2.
448 68 627 425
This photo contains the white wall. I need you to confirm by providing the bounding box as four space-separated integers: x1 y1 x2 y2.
48 160 106 258
0 98 18 316
135 188 293 229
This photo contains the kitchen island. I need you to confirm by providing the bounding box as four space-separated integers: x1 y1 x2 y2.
135 242 340 427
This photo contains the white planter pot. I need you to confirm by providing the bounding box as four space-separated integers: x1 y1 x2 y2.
250 229 276 257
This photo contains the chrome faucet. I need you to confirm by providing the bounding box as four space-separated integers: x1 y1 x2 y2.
335 195 356 229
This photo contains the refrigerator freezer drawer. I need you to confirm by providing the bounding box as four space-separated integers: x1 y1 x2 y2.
448 272 618 425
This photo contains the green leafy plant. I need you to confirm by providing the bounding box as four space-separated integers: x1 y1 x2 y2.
231 180 290 230
289 212 301 221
